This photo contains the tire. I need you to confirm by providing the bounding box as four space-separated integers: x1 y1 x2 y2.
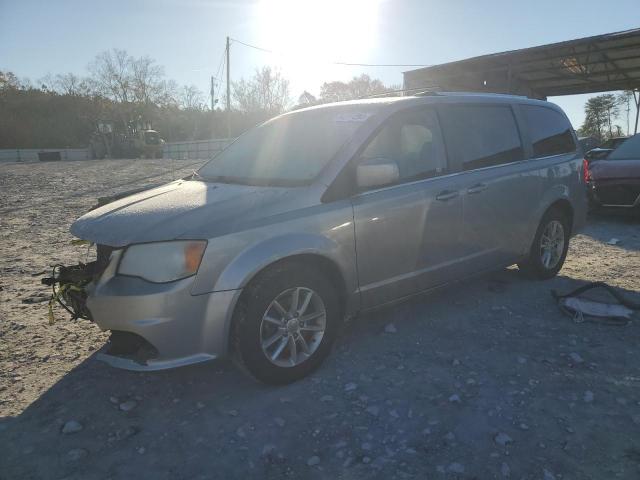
233 261 342 384
518 208 570 280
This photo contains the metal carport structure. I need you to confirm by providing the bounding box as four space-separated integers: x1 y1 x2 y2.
403 28 640 132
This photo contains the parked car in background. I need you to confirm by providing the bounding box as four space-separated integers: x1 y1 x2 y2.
585 135 629 161
68 93 587 384
587 133 640 211
579 136 599 154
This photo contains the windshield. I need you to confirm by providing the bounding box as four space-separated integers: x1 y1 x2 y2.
608 134 640 160
198 107 375 186
144 131 160 145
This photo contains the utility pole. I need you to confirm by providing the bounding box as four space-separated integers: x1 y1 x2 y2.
226 36 231 138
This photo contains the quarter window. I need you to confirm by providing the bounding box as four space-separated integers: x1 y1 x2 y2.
440 105 524 171
521 105 576 158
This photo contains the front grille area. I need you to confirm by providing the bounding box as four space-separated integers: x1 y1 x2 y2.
595 185 640 206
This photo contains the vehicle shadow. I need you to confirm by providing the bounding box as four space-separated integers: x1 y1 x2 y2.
2 267 639 479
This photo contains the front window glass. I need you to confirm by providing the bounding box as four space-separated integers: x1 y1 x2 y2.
360 108 446 182
198 108 376 186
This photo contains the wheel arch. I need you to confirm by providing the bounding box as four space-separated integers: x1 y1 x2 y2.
546 198 574 233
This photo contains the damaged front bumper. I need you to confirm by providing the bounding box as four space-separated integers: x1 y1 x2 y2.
48 248 241 371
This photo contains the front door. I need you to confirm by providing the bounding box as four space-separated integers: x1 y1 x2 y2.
351 107 465 308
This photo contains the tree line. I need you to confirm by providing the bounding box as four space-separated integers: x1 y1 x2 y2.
0 49 397 150
578 91 639 141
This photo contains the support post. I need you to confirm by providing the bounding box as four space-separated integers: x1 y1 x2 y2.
634 89 639 135
226 36 231 138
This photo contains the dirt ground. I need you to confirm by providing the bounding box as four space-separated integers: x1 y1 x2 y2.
1 158 639 480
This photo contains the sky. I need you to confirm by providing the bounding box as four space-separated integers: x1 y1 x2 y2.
1 0 638 130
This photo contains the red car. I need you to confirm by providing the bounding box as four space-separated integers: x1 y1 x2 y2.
586 133 640 211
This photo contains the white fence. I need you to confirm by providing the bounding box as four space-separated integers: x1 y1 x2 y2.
163 138 233 160
0 148 90 163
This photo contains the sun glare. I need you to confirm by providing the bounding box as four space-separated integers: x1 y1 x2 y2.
255 0 380 84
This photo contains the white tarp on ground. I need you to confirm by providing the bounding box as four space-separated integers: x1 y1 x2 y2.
163 138 233 160
0 148 90 163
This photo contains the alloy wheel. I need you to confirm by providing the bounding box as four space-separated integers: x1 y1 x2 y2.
259 287 326 367
539 220 565 269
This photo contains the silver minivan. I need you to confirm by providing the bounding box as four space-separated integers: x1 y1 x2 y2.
70 93 587 383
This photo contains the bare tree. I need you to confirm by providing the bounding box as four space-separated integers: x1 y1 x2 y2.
88 49 134 103
53 73 93 96
131 55 165 103
179 84 205 110
233 66 290 114
319 74 394 103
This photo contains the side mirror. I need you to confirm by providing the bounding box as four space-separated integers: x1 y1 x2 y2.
356 159 400 189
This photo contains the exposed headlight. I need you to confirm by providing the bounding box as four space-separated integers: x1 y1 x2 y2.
117 240 207 283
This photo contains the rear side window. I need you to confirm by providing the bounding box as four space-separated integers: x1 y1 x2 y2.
521 105 576 158
440 105 524 171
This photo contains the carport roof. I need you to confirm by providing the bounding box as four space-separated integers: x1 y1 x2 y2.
403 28 640 98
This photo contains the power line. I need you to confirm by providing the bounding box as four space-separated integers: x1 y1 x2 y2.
229 37 431 68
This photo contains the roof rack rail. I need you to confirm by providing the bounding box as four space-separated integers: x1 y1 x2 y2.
358 85 443 100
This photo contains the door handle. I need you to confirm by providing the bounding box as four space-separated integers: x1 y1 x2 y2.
467 183 488 194
435 190 459 201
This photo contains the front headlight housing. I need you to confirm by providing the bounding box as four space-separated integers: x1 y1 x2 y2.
117 240 207 283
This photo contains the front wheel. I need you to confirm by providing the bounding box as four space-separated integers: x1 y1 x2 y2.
518 208 570 279
233 262 342 384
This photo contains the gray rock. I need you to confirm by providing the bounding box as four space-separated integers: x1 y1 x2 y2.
494 432 513 446
119 400 138 412
517 356 527 364
261 444 276 456
361 442 372 451
110 425 139 442
501 462 511 477
274 417 286 427
444 431 456 442
344 382 358 392
384 323 397 334
307 455 321 466
61 420 83 434
320 395 334 402
66 448 88 461
448 462 465 473
109 396 119 404
584 390 594 403
366 406 380 417
448 394 461 403
543 468 556 480
362 456 371 464
569 352 584 364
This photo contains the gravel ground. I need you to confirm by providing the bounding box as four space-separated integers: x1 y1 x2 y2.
1 158 639 480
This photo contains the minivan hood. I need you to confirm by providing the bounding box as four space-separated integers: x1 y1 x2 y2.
70 180 297 247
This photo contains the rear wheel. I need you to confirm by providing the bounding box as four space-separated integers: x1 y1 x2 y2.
233 261 342 384
518 208 570 279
